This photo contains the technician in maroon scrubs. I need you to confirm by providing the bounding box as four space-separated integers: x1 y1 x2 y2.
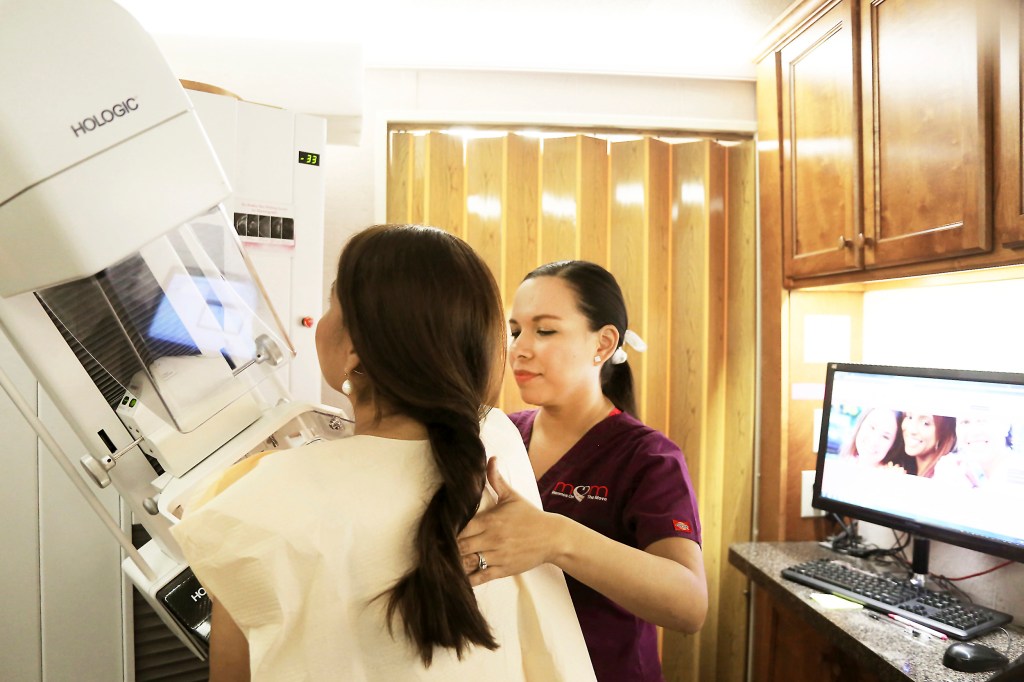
458 260 707 682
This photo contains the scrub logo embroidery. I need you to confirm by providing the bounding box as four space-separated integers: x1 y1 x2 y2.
673 519 693 534
71 97 139 138
552 481 609 502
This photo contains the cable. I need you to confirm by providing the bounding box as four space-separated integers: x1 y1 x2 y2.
939 560 1014 582
876 532 972 600
930 574 973 603
835 514 861 546
995 627 1012 655
862 534 968 603
823 514 879 557
870 530 910 560
866 530 911 567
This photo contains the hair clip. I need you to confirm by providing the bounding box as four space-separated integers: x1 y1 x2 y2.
610 329 647 365
623 329 647 352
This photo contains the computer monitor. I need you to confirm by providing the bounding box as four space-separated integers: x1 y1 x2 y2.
813 362 1024 567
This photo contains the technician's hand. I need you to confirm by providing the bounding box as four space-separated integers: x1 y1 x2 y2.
457 457 562 586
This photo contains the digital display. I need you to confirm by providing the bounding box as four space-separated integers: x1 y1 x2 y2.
297 151 320 166
814 363 1024 562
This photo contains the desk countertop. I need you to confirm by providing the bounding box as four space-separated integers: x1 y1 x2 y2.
728 542 1023 682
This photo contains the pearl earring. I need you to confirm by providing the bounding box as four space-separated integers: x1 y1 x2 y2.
594 355 602 364
341 377 353 396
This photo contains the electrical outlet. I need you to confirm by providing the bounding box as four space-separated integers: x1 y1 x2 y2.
801 470 824 518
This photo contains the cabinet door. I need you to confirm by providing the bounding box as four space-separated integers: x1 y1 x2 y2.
861 0 992 268
998 0 1024 247
781 0 862 279
752 590 881 682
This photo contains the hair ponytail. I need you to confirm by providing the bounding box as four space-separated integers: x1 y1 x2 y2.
601 362 637 417
335 225 504 665
386 414 497 664
525 260 639 417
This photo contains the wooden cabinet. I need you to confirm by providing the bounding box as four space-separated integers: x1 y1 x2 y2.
998 0 1024 247
780 0 862 278
760 0 1014 285
861 0 992 269
752 590 881 682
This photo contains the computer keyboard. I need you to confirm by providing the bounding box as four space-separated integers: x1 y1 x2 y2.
782 558 1013 640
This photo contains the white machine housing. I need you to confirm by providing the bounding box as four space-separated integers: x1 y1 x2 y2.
0 0 348 659
187 89 328 404
0 0 230 297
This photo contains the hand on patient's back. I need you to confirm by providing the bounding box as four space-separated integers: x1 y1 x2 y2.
457 457 556 585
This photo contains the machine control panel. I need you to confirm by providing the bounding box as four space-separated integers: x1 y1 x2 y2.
156 567 211 651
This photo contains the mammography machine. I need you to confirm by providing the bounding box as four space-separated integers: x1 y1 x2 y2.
0 0 350 657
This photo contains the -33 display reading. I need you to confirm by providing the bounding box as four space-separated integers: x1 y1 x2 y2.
297 151 320 166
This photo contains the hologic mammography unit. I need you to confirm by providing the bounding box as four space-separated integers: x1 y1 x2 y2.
0 0 350 658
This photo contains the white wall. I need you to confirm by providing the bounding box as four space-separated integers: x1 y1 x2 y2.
319 66 757 404
859 275 1024 620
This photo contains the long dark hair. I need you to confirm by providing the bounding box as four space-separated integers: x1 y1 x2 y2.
524 260 637 416
882 413 957 476
335 224 505 665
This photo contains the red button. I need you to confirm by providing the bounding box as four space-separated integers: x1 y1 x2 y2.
301 316 315 328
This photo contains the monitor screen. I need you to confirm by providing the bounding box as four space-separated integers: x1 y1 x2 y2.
813 362 1024 563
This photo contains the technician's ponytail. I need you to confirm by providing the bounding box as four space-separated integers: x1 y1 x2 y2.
601 361 637 417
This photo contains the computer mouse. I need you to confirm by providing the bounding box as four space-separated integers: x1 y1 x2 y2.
943 641 1010 673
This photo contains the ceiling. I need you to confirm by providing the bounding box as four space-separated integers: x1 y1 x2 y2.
115 0 795 81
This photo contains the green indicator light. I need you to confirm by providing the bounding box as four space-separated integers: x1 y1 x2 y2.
129 398 137 408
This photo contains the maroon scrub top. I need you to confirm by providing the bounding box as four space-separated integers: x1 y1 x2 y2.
509 410 702 682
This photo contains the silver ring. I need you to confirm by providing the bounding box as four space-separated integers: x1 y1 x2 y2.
476 551 488 571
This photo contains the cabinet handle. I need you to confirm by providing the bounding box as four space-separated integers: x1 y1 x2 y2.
855 232 874 249
837 235 852 250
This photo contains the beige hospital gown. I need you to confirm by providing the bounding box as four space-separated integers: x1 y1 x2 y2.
171 408 595 682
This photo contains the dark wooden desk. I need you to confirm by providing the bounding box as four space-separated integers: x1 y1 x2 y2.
729 542 1024 682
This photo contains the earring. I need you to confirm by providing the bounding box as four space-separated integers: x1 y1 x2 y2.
594 355 602 364
341 376 352 396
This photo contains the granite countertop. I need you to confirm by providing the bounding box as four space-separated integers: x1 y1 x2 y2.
729 542 1024 682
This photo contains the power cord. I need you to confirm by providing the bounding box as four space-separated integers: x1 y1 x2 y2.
820 513 877 557
873 530 1012 603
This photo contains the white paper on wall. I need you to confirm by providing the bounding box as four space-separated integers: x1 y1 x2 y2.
791 382 825 402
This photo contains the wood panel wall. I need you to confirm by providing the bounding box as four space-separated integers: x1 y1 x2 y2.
721 141 758 680
785 291 864 541
387 129 756 682
757 52 789 544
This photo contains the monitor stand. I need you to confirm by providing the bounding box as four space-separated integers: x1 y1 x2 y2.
910 536 930 588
